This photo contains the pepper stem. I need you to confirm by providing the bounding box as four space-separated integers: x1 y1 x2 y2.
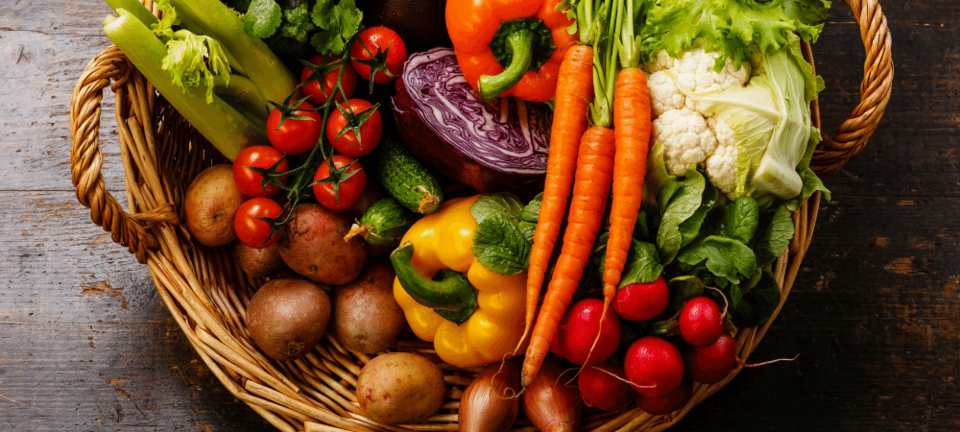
478 30 535 100
390 243 479 325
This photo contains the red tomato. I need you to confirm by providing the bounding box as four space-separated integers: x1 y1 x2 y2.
350 26 407 84
312 155 367 211
266 100 322 155
325 99 383 157
300 54 357 106
232 146 289 198
234 197 283 248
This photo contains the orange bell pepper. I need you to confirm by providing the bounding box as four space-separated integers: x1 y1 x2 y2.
445 0 576 102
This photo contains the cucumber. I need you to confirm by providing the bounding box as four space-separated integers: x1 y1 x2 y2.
345 198 419 247
377 139 443 214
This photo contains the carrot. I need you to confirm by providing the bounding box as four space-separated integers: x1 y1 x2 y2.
585 68 652 365
521 125 616 387
516 44 595 354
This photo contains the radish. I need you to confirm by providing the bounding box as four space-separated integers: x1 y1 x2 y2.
549 298 621 366
684 332 737 384
678 296 724 347
577 363 637 412
612 276 669 322
623 336 684 398
636 377 693 416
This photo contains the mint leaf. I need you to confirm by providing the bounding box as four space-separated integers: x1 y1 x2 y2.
518 221 537 244
472 213 531 275
677 235 757 285
520 193 543 223
753 204 795 267
721 196 760 243
657 167 706 264
471 193 524 224
244 0 283 39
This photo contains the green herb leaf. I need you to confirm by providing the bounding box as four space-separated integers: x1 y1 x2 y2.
721 196 760 243
311 0 337 28
472 213 532 275
471 193 525 224
310 0 363 55
277 1 316 42
657 166 707 264
677 235 757 285
337 0 363 41
752 204 795 267
733 268 781 326
667 275 707 312
244 0 283 39
617 241 664 287
520 193 543 223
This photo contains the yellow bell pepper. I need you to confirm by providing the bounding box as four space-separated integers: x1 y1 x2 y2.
391 196 527 368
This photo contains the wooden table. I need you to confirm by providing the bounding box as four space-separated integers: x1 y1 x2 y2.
1 0 956 430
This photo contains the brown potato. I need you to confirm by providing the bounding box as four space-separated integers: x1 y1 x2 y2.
246 279 331 361
331 259 405 354
357 352 445 425
278 204 367 285
234 240 284 279
184 164 247 247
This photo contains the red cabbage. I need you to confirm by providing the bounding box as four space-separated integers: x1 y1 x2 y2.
392 47 551 191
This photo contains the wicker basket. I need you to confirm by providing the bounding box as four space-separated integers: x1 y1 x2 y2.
69 1 893 430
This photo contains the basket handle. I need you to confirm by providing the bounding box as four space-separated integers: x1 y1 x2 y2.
810 0 894 178
70 45 177 264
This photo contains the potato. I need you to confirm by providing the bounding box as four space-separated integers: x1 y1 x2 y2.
246 279 331 361
331 259 405 354
184 164 247 247
234 240 284 279
278 203 367 285
357 352 445 424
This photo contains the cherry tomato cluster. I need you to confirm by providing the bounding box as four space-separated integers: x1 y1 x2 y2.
229 27 407 249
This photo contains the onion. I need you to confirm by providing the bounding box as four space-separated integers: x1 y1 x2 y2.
392 48 552 192
521 357 583 432
459 361 521 432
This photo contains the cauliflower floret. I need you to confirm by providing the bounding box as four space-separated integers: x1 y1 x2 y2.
645 49 752 192
674 49 751 95
647 71 692 118
652 108 719 177
705 118 738 196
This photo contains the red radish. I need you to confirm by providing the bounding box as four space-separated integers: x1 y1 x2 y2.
636 377 693 416
577 363 637 412
612 276 669 321
623 336 684 398
684 332 737 384
679 296 724 347
548 298 621 366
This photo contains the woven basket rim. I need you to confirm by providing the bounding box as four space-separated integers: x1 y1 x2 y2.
68 0 893 430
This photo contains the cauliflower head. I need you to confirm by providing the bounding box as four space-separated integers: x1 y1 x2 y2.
646 48 751 197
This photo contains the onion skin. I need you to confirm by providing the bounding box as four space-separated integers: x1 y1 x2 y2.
521 357 582 432
459 361 521 432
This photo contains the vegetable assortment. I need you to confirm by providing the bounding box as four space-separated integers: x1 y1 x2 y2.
100 0 837 427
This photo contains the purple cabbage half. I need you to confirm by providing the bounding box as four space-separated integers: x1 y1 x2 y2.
392 47 552 192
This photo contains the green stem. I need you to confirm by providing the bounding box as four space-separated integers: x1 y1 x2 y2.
103 12 267 160
390 243 479 325
478 30 535 101
104 0 158 27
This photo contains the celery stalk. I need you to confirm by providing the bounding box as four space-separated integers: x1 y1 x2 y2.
103 11 268 160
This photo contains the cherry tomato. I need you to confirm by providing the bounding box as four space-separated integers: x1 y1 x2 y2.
312 155 367 211
232 146 289 198
350 26 407 84
266 100 322 155
300 54 357 106
234 197 283 248
325 99 383 157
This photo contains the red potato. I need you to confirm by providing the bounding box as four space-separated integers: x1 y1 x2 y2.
679 296 724 347
612 276 669 322
548 298 621 366
278 204 368 285
577 363 637 412
623 336 684 398
684 332 737 384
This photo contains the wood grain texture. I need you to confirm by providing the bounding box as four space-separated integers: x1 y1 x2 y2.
0 0 957 431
